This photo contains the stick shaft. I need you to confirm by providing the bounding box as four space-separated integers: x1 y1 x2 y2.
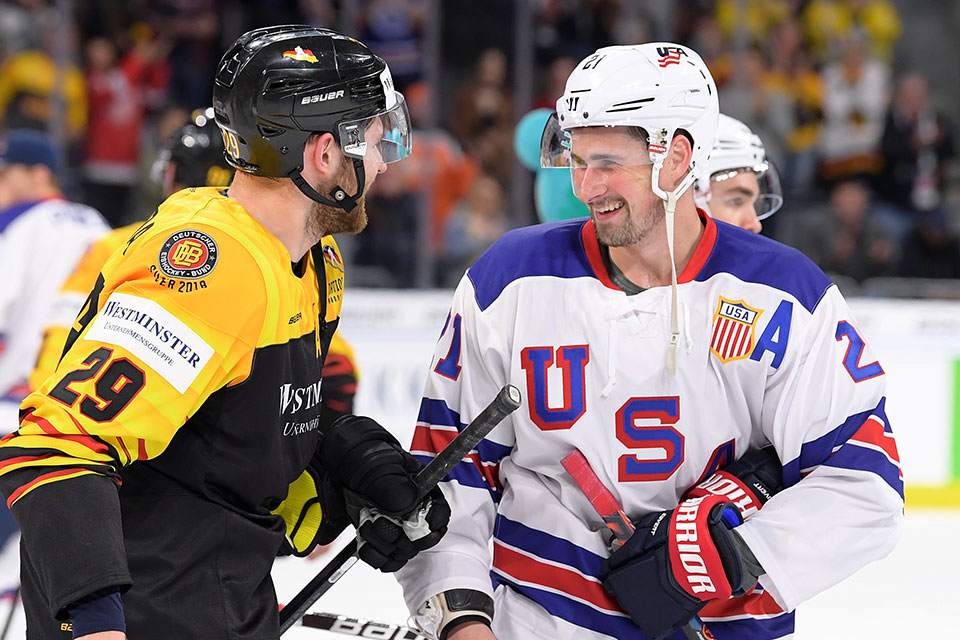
279 385 522 634
300 612 429 639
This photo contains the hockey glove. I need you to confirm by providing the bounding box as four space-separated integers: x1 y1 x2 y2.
318 415 451 572
683 445 784 519
600 495 752 640
272 462 349 556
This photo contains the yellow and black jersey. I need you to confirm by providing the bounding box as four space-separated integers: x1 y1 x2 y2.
0 187 347 639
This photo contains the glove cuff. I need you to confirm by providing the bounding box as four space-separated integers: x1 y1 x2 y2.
686 469 766 519
415 589 494 640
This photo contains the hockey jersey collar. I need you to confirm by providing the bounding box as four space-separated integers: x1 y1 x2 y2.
580 208 717 291
0 196 68 234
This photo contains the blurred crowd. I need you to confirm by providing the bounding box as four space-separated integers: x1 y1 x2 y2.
1 0 958 292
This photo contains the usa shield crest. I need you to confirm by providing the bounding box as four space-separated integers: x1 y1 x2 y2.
710 297 763 363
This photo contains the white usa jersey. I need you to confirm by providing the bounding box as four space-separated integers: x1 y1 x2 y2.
0 198 108 431
396 215 904 640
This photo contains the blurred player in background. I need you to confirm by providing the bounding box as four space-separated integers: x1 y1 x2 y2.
0 128 109 640
0 25 445 640
695 113 783 233
397 43 902 640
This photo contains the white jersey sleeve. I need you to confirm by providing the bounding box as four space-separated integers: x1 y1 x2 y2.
397 272 517 616
737 285 903 610
0 200 108 403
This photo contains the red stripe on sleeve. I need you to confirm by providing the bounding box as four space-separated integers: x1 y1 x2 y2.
848 416 900 464
411 424 457 456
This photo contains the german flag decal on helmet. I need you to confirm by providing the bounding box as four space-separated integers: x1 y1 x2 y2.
282 46 318 63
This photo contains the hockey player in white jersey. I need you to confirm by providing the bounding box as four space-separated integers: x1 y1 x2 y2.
694 113 783 233
396 43 903 640
0 130 109 425
0 130 108 637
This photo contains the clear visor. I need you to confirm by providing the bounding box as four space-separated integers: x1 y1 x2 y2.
711 161 784 220
539 112 654 196
338 93 412 164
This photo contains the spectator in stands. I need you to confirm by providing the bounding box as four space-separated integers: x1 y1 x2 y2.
531 56 576 111
801 0 901 64
450 47 514 185
0 23 86 140
818 32 890 182
358 0 427 90
898 209 960 279
147 0 219 109
81 34 171 227
441 173 509 286
877 74 955 219
780 179 896 282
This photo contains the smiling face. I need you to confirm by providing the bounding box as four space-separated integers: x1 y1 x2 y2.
569 126 665 247
708 169 761 233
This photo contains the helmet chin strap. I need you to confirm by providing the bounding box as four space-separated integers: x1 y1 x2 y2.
288 156 367 212
651 160 698 378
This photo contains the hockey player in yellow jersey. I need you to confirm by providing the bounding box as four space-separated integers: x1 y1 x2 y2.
0 25 448 640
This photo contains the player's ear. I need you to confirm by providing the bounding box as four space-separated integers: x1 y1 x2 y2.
305 132 340 180
662 134 693 191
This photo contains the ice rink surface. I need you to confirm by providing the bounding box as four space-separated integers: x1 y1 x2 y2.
274 508 960 640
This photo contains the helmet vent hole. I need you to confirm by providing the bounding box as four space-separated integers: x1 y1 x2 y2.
258 126 282 138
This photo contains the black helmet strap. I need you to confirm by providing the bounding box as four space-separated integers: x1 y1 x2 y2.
288 156 367 212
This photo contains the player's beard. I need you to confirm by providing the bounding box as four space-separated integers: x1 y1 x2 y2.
593 197 665 247
305 161 368 240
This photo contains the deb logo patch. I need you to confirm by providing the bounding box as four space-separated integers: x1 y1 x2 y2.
158 230 218 279
283 46 318 63
656 46 687 67
85 292 214 393
710 297 763 363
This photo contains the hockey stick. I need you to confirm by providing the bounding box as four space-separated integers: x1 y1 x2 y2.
298 611 429 639
279 384 523 635
561 450 715 640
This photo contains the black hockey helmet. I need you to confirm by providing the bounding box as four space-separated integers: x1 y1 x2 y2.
153 107 235 194
212 24 411 211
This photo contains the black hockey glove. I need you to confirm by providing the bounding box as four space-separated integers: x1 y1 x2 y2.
683 445 784 519
600 495 753 640
318 415 451 572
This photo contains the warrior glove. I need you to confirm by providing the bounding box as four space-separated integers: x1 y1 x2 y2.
319 415 451 572
600 495 754 640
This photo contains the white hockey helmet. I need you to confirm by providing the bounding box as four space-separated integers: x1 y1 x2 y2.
694 113 783 220
540 43 719 202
